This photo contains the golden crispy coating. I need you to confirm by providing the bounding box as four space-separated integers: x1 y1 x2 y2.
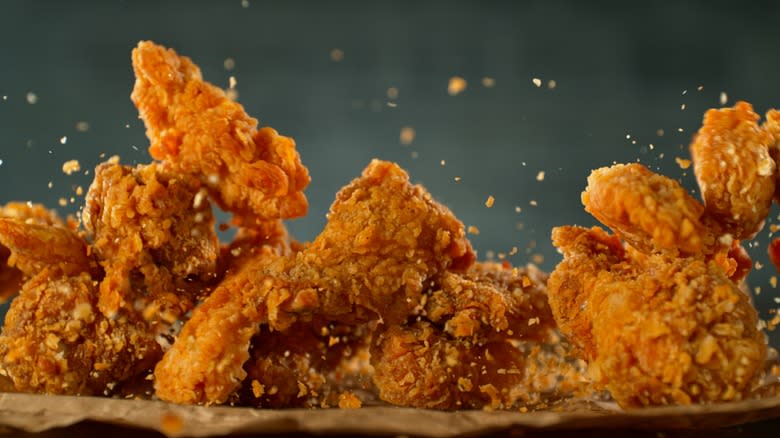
582 163 711 255
240 321 373 408
764 109 780 203
548 226 766 407
0 270 161 395
83 162 219 321
0 203 75 302
690 102 775 239
154 160 474 404
130 41 309 221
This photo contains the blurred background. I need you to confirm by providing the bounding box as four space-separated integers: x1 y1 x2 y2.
0 0 779 343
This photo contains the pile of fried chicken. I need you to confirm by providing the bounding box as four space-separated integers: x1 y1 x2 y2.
0 41 777 410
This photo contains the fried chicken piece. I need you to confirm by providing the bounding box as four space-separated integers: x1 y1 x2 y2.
239 320 374 408
0 270 161 395
83 161 219 321
371 262 585 410
0 203 73 302
547 226 766 407
690 102 775 240
131 40 309 221
764 109 780 203
154 160 474 404
582 163 712 255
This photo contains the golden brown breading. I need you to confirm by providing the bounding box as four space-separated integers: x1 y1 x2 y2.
83 161 219 322
764 109 780 203
582 163 712 255
547 226 766 407
0 270 161 395
154 160 474 404
690 102 775 239
130 40 310 221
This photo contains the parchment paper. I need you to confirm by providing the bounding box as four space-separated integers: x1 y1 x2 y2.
0 393 778 437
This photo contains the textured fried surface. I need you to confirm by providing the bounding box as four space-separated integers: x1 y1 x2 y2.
371 262 585 409
765 109 780 203
131 41 309 221
0 203 77 303
240 321 374 408
0 270 160 395
690 102 775 240
154 159 474 404
83 162 219 322
582 163 711 255
547 226 766 407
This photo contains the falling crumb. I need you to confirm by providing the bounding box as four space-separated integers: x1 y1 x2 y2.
160 412 183 436
720 92 728 105
26 92 37 104
675 157 691 169
680 104 686 111
697 85 704 91
531 78 542 88
515 206 522 213
223 57 236 71
656 129 665 137
755 261 764 270
454 176 462 182
75 186 83 196
241 0 249 7
58 198 67 207
532 254 544 264
448 76 467 96
251 380 264 398
386 101 397 108
529 200 538 207
547 79 557 89
0 159 3 167
400 126 416 145
47 181 52 189
387 87 399 99
410 151 419 159
467 225 480 235
330 48 344 62
75 121 90 132
59 136 67 145
440 159 446 166
481 77 496 88
536 171 545 181
649 143 655 150
677 128 684 132
485 196 495 208
771 276 777 288
62 160 81 175
338 392 362 409
228 76 237 89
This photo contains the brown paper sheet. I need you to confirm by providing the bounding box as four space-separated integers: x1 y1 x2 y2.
0 393 778 437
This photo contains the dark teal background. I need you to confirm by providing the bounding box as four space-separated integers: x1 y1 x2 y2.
1 0 779 344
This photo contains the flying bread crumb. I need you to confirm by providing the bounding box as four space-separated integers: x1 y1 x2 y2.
62 160 81 175
448 76 467 96
400 127 416 145
485 196 495 208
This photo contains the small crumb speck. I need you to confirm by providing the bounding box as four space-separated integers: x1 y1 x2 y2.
547 79 556 89
330 48 344 62
26 92 38 104
224 58 236 71
529 200 538 207
60 136 67 145
720 92 728 105
532 78 542 87
485 196 495 208
400 126 416 145
536 171 545 181
448 76 467 96
387 87 399 99
229 76 237 89
62 160 81 175
75 121 89 132
481 77 495 88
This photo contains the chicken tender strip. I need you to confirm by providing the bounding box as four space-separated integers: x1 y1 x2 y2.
0 269 161 395
547 226 766 407
83 162 219 321
131 40 310 221
582 163 711 255
0 203 73 302
690 102 775 240
154 160 474 404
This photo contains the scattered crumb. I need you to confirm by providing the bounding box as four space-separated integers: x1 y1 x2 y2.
338 391 362 409
440 159 446 166
771 276 777 288
529 200 538 207
720 91 728 105
387 87 399 99
536 171 545 181
656 129 665 137
400 126 416 145
223 57 235 71
675 157 691 169
680 103 686 111
58 198 67 207
228 76 237 89
241 0 249 8
26 92 37 104
59 136 67 145
547 79 556 89
454 176 462 182
697 85 704 91
467 225 480 235
160 412 183 436
481 77 496 88
330 48 344 62
532 254 544 264
485 196 495 208
448 76 467 96
532 78 542 88
62 159 81 175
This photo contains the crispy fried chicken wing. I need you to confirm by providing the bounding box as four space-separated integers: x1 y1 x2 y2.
690 102 775 240
154 160 474 404
547 226 766 407
83 162 219 322
130 41 309 221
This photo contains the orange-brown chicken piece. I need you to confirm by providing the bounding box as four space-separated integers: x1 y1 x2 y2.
690 102 775 240
547 226 766 407
83 161 219 322
154 160 474 404
582 163 712 255
765 109 780 203
240 320 374 408
0 219 160 395
371 262 584 409
0 203 73 302
130 40 310 221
